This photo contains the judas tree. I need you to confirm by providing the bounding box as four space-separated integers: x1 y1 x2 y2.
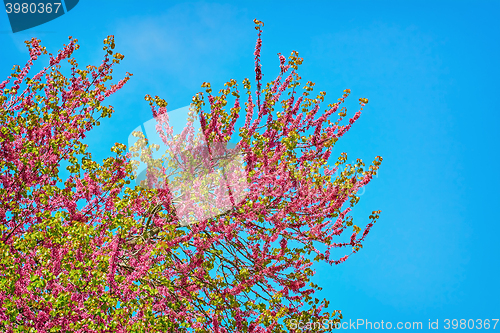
0 19 382 332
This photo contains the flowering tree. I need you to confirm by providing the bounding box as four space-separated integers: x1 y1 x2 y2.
0 19 382 332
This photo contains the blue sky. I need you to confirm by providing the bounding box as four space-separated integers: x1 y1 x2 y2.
1 0 499 330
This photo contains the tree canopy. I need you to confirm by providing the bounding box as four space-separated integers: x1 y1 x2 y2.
0 19 382 332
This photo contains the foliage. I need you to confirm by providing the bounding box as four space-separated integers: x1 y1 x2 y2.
0 19 382 332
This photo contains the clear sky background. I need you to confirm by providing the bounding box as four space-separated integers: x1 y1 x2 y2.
1 0 499 330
